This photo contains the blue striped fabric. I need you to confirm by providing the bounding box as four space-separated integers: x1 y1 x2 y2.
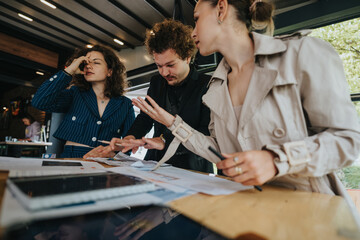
32 70 135 148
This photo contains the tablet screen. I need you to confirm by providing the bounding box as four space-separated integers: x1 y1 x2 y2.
9 172 149 198
42 161 83 166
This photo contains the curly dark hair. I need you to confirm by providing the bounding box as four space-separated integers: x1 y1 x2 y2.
144 19 197 60
65 45 128 98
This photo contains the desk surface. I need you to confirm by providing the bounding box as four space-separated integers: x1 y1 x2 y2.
0 141 52 146
0 159 359 240
170 186 359 239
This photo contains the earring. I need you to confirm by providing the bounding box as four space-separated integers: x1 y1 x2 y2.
217 19 222 24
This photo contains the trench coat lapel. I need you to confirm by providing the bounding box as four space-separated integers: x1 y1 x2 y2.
204 33 288 137
239 67 278 129
239 33 287 129
203 59 239 139
204 66 279 137
203 79 239 139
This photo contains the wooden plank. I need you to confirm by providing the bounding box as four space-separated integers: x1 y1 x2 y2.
0 33 58 68
170 186 360 239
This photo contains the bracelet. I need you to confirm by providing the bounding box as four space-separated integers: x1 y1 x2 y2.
159 134 166 144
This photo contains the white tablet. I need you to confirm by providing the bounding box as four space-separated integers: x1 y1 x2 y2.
7 172 156 211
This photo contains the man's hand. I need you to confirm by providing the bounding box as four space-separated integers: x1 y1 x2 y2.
132 96 175 127
83 145 115 159
142 137 165 150
111 136 144 154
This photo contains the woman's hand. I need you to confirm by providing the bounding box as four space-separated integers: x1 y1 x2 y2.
64 56 89 76
216 150 278 186
132 96 175 127
83 145 115 159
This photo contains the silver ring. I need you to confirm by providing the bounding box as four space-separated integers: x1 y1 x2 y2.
235 166 243 175
233 157 239 163
145 109 149 113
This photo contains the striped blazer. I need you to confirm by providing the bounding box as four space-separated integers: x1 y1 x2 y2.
32 70 135 147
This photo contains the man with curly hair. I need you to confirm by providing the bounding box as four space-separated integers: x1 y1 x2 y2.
85 19 213 173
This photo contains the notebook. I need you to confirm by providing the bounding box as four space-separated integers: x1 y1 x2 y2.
7 172 156 211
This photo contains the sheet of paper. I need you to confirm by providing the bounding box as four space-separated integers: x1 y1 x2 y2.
114 152 170 167
114 151 143 161
109 166 252 195
0 157 105 176
87 157 170 169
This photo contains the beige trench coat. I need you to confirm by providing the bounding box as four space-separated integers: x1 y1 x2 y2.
168 31 360 199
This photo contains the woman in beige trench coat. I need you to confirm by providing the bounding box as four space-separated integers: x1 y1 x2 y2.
133 0 360 204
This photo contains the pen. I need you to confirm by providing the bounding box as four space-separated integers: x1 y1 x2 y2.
208 146 262 192
98 140 123 147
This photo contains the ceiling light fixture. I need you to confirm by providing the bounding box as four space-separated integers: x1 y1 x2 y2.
18 13 33 22
40 0 56 9
86 44 93 48
114 39 124 45
36 71 44 75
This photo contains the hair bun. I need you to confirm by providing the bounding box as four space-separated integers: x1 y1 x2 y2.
249 0 274 22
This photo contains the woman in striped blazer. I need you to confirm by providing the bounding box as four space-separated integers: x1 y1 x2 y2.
32 45 135 157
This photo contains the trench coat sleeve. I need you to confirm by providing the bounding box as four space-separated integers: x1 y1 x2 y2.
32 70 73 113
265 37 360 177
167 112 221 164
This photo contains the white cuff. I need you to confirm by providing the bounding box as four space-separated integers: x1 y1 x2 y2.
264 140 311 177
168 115 193 143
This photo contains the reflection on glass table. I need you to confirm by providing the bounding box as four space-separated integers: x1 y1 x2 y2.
3 205 227 240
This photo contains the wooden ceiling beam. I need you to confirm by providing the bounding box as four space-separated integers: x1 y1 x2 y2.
0 32 58 68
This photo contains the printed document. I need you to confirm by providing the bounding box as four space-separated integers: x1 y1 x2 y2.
110 166 252 195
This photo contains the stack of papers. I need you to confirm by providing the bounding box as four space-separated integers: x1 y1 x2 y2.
0 155 252 228
87 151 170 169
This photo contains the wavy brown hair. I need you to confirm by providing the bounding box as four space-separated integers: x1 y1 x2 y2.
145 19 197 60
65 45 128 98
